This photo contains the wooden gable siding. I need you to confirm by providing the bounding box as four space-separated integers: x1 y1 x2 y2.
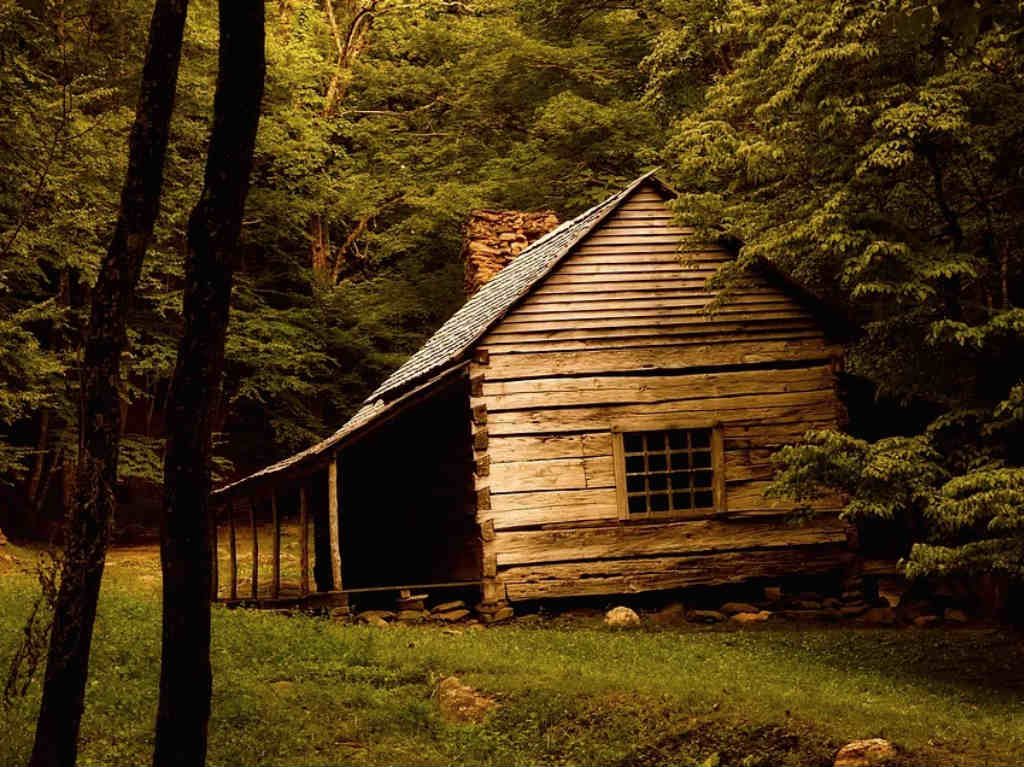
470 183 848 601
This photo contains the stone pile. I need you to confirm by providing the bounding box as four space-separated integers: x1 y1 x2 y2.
351 596 513 627
476 600 514 625
602 576 976 628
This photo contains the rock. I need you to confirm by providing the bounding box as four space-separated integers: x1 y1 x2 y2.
465 621 485 631
649 602 686 625
366 616 390 629
823 597 842 609
330 606 352 620
482 606 514 624
720 602 760 615
434 609 470 623
841 590 864 602
436 676 498 723
859 607 896 626
604 606 641 627
763 586 783 602
358 610 395 623
432 600 466 613
913 615 940 628
730 610 772 624
833 738 897 767
688 610 727 623
0 528 7 545
840 603 870 618
945 608 968 623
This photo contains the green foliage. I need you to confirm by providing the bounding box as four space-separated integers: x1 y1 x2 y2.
659 0 1024 578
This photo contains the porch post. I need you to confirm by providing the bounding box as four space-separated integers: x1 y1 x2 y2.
328 454 343 591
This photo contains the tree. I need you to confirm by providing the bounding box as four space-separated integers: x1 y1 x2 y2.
27 1 190 764
659 0 1024 580
152 0 265 763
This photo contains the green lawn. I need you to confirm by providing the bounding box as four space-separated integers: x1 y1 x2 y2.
1 545 1022 766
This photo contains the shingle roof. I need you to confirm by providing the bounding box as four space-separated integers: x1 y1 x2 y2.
212 171 660 499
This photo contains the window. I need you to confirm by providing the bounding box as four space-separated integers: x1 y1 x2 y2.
613 424 724 520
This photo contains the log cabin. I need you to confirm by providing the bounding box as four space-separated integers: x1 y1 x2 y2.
210 171 852 607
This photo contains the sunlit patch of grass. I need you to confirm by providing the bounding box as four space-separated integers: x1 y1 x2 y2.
1 557 1022 766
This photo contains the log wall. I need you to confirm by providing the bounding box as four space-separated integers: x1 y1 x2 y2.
472 182 849 601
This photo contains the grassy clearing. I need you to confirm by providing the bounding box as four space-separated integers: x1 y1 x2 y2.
1 546 1022 766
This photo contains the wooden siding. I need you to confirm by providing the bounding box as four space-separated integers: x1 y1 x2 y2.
471 182 848 600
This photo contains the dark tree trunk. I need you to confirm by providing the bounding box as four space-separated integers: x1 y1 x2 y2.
152 0 265 764
28 3 189 765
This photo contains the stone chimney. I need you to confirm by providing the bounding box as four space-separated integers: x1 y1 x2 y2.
462 209 560 296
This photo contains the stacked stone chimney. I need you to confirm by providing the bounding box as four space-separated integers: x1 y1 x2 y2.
462 209 559 296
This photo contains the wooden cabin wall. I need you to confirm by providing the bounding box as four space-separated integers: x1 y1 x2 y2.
339 377 480 589
472 183 850 601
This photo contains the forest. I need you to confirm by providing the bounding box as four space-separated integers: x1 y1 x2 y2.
1 1 1023 766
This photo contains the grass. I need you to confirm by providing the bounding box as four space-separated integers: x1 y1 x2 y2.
1 544 1022 766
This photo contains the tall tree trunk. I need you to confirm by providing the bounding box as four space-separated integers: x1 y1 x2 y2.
152 0 265 764
28 3 189 766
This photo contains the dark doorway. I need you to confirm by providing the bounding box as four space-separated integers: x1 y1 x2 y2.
338 375 480 589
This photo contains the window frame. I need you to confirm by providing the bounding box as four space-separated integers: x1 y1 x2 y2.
611 418 726 521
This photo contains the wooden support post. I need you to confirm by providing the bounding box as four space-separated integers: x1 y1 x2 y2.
299 485 310 596
249 497 259 600
328 455 343 591
228 500 238 601
271 492 281 599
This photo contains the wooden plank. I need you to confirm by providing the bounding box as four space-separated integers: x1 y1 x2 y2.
482 327 821 354
581 234 689 246
481 366 834 408
299 485 310 596
271 492 281 599
495 301 804 326
488 433 613 463
479 374 831 415
501 546 852 600
484 340 839 380
489 486 618 513
249 498 259 600
489 455 615 494
486 498 620 530
533 278 722 295
488 315 814 340
493 514 847 566
328 456 343 590
555 262 708 275
541 269 718 286
486 391 840 436
506 296 803 321
520 287 778 307
228 501 237 601
724 479 843 512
